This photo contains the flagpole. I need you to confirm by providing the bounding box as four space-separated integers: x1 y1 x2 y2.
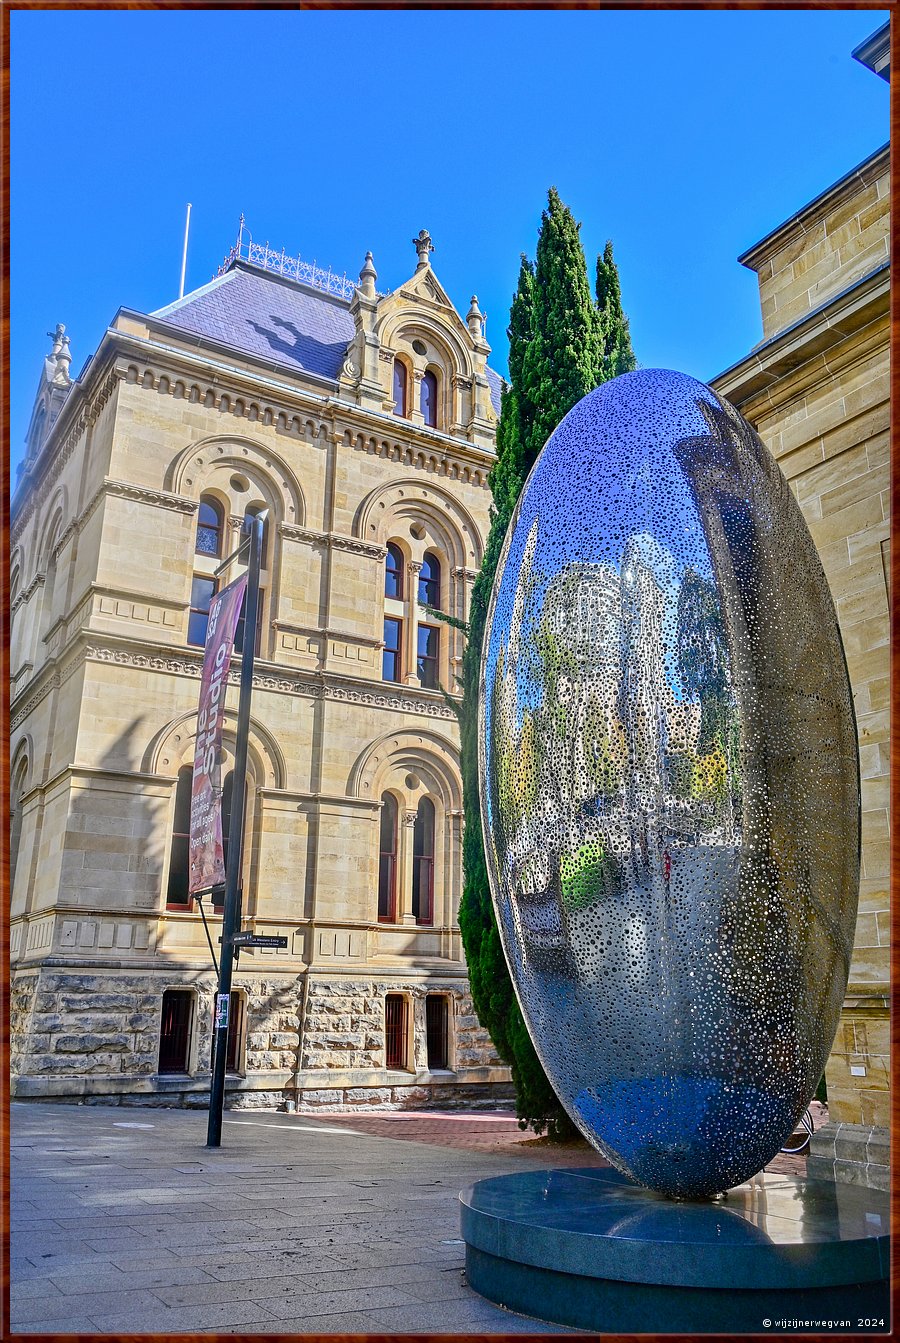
206 510 265 1148
179 203 192 300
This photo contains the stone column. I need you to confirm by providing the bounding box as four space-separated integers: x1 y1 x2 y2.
398 809 418 925
410 369 425 427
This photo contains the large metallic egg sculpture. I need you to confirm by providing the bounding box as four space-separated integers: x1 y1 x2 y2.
479 368 859 1199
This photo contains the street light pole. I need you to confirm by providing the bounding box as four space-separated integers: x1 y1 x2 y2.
206 510 265 1148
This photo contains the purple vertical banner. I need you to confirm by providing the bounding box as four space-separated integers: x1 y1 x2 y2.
188 574 248 895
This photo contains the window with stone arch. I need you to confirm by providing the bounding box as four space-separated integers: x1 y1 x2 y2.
393 358 408 418
385 543 404 600
234 502 270 657
420 368 439 428
10 752 29 897
165 764 248 910
10 564 22 666
412 796 435 925
378 791 399 923
383 540 407 683
196 495 224 557
39 512 63 646
418 551 441 609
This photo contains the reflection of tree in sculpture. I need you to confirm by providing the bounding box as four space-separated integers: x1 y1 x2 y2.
674 567 740 833
672 397 857 1104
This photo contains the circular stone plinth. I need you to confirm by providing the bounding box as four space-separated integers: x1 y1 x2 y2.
460 1167 889 1334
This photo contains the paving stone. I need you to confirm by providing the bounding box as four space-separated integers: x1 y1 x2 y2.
89 1299 280 1331
261 1283 422 1321
10 1278 65 1301
12 1285 163 1326
51 1264 216 1294
241 1311 380 1334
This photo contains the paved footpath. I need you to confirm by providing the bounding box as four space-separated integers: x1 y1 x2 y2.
10 1101 594 1335
10 1100 807 1336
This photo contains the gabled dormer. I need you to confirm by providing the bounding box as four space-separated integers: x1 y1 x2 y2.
341 229 497 451
22 323 73 472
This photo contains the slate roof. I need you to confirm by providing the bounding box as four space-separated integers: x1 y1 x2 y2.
152 263 504 416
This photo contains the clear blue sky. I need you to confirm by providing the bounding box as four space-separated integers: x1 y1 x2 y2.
10 8 888 478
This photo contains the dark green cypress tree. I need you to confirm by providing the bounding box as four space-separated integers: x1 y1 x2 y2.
521 188 604 460
458 190 636 1138
596 240 637 380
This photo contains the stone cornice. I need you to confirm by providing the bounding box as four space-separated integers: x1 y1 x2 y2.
13 328 494 555
111 327 496 468
12 631 461 726
102 478 197 514
114 327 499 470
710 263 889 413
12 573 44 613
278 524 386 559
10 639 89 733
16 478 196 594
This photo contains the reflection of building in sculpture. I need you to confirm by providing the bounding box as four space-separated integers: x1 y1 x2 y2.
10 227 512 1110
541 560 622 805
620 540 667 825
710 22 888 1188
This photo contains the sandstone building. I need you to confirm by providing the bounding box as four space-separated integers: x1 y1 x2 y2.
10 226 514 1109
711 24 889 1188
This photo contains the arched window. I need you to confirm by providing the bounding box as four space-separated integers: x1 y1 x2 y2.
10 755 28 895
242 503 269 568
234 505 269 657
378 792 398 923
215 770 243 910
39 517 62 648
10 567 22 666
412 797 435 924
385 544 404 599
393 359 408 417
418 552 441 608
196 496 224 557
166 766 193 907
420 370 438 428
167 767 239 909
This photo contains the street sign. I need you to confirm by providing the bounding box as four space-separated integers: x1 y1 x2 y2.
231 932 288 949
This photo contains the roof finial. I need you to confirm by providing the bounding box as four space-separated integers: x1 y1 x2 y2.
412 228 434 271
359 250 377 299
466 296 485 340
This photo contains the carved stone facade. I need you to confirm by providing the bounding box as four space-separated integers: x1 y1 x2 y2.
711 134 889 1188
10 236 513 1111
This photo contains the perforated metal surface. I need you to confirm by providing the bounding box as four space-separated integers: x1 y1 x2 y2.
479 369 859 1199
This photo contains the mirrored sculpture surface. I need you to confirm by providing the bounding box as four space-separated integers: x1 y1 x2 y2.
479 369 859 1198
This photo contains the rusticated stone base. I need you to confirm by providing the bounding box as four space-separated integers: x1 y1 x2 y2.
807 1122 889 1192
10 965 509 1112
